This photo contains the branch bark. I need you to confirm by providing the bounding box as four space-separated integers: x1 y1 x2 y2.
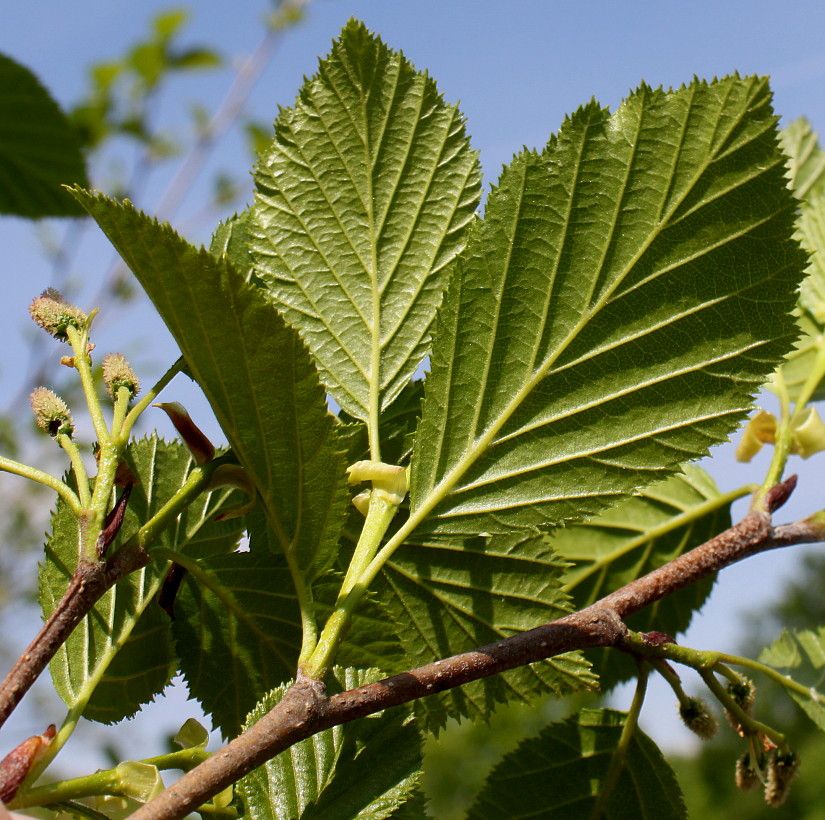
132 482 825 820
0 545 150 731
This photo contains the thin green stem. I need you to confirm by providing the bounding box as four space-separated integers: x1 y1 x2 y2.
12 748 211 809
651 658 691 707
133 457 229 550
121 357 186 442
590 662 649 820
710 651 817 701
306 492 400 679
0 454 81 513
698 668 787 748
756 340 825 510
58 434 91 507
65 324 109 444
110 386 131 438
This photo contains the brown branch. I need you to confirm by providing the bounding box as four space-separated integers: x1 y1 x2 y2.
132 485 825 820
0 545 151 731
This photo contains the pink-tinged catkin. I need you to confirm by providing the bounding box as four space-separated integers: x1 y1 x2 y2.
28 288 86 341
102 353 140 399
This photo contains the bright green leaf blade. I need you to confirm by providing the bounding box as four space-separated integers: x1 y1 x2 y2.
70 189 349 587
759 627 825 731
250 20 481 425
465 708 686 819
780 117 825 201
0 53 89 217
237 668 422 820
39 437 243 724
555 465 736 686
410 76 806 536
380 532 596 731
173 527 402 736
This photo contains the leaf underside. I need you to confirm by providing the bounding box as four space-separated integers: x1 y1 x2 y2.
40 437 243 723
410 75 806 537
465 708 686 820
759 627 825 731
555 465 732 686
237 668 422 820
381 531 596 731
250 19 481 424
774 118 825 402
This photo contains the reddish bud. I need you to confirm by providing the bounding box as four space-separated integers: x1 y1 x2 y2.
0 725 56 803
154 403 215 465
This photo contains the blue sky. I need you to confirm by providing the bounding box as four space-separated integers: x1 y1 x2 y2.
3 0 825 770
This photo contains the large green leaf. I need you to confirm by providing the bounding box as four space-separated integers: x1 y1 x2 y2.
237 668 422 820
39 436 243 723
409 76 805 537
71 190 349 590
554 465 735 686
465 708 686 819
0 53 89 217
250 20 481 425
380 532 597 731
758 627 825 732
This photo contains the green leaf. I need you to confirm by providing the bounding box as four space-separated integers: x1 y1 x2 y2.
759 627 825 731
173 519 402 736
70 189 349 591
0 53 89 217
39 437 243 723
465 708 686 819
381 532 596 731
237 668 422 820
765 119 825 403
210 210 255 280
410 76 806 536
250 20 481 427
555 465 735 686
780 117 825 201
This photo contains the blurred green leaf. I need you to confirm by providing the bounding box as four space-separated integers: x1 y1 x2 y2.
781 118 825 201
769 118 825 403
759 627 825 731
0 52 89 217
